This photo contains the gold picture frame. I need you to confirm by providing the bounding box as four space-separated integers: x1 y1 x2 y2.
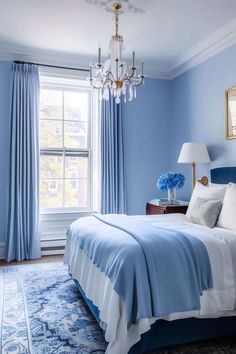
225 86 236 140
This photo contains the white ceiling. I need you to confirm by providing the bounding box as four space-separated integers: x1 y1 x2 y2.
1 0 236 78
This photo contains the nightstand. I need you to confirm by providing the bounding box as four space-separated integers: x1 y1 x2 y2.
146 200 189 215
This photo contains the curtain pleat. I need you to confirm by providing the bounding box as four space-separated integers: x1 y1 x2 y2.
101 98 126 214
5 63 41 262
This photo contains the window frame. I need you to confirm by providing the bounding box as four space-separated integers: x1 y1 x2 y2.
39 78 94 214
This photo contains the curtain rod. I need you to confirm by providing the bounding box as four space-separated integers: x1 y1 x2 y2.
13 60 89 73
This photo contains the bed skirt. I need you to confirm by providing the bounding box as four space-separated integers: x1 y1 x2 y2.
73 279 236 354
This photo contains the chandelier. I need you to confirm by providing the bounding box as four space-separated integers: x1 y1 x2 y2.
89 2 144 104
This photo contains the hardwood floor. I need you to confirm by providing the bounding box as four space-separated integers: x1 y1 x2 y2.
0 255 64 266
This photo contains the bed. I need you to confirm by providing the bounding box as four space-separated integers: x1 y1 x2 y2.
64 167 236 354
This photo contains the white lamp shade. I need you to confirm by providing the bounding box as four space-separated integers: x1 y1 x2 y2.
178 142 211 163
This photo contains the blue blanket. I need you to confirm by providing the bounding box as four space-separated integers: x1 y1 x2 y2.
67 214 213 327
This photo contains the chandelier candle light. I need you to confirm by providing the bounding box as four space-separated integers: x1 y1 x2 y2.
89 2 145 104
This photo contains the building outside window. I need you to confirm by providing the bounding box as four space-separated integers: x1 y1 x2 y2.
39 76 96 212
48 180 58 192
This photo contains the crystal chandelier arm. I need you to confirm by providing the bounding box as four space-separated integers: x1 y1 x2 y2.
122 73 144 87
107 70 115 83
104 77 113 85
90 69 114 89
125 61 144 82
132 62 144 86
126 67 136 80
131 76 144 87
122 65 136 81
89 79 103 90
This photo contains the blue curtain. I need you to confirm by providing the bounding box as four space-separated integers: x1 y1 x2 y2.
5 63 41 262
101 98 126 214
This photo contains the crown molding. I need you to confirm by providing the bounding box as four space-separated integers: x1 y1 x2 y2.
1 17 236 81
144 64 172 80
169 18 236 79
0 43 170 80
0 44 96 70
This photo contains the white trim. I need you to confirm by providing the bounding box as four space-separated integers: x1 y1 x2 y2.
0 242 5 260
0 42 171 80
0 43 95 70
169 17 236 79
145 66 172 80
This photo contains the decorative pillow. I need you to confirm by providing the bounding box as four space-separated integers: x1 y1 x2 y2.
187 197 222 228
186 181 227 218
217 183 236 231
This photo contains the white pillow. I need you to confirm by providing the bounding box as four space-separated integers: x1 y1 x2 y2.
188 198 222 228
217 183 236 231
186 181 227 218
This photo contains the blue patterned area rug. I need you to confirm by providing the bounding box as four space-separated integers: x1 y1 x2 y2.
0 263 106 354
1 262 236 354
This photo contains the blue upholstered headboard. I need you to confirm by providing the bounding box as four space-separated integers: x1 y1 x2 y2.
211 167 236 184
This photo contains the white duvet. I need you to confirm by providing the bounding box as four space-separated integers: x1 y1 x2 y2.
64 213 236 354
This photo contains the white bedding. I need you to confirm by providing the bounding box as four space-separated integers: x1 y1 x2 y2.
64 213 236 354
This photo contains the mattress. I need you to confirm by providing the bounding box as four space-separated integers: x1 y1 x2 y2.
64 213 236 354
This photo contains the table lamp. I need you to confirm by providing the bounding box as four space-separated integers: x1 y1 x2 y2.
178 142 211 190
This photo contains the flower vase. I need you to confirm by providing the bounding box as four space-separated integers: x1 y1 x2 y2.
168 188 176 205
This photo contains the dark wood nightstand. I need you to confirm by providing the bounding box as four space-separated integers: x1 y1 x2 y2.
146 200 189 215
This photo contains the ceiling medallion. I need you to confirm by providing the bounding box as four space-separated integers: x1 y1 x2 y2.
89 1 145 104
85 0 145 14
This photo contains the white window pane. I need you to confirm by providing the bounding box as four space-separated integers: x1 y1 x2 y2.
64 91 89 121
40 155 63 179
40 120 63 148
40 179 63 208
65 179 88 208
65 156 88 179
40 89 62 120
64 122 88 148
39 81 93 211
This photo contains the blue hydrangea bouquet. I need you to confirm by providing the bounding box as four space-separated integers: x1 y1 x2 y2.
157 171 185 203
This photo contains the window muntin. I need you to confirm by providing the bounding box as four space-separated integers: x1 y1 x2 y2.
39 82 92 211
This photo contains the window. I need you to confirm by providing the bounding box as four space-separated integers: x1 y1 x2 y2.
39 77 95 212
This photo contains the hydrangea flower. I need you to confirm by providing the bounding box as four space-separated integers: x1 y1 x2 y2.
157 171 185 192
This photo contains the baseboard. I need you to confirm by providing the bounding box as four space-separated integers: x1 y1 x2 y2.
0 242 5 259
0 240 65 259
40 238 66 256
41 249 65 256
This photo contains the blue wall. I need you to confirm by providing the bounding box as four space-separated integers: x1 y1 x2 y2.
0 61 11 243
123 78 171 215
171 43 236 200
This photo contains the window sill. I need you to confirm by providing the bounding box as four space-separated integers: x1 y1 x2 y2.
40 210 95 224
40 209 95 215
